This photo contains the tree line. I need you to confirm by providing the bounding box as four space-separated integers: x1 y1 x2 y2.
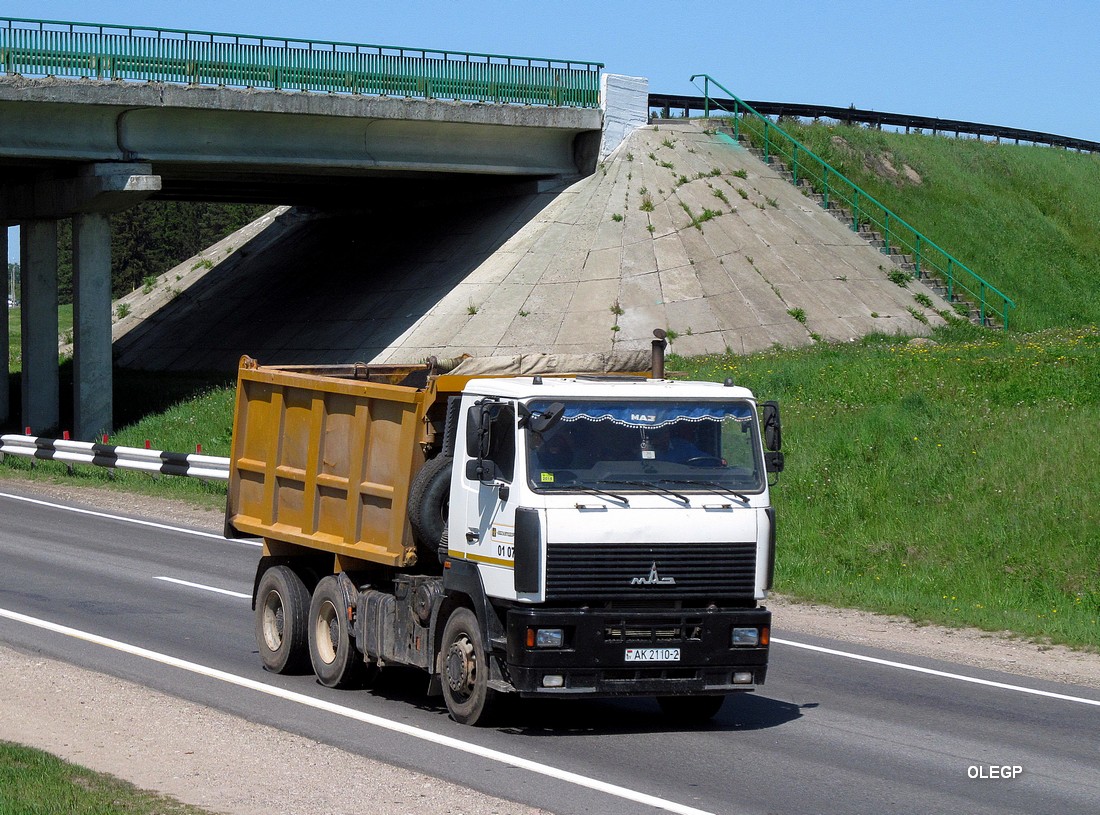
34 201 270 304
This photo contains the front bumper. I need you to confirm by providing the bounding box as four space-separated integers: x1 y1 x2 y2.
504 605 770 697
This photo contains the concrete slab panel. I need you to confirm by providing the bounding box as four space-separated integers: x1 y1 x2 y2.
582 246 623 280
659 267 705 303
653 234 690 272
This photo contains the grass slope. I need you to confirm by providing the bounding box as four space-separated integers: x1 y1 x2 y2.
757 120 1100 331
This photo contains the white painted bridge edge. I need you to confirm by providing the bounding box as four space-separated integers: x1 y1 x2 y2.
0 434 230 480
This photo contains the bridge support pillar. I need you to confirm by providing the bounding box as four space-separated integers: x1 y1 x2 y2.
2 163 158 440
73 212 113 441
21 220 60 436
0 226 7 426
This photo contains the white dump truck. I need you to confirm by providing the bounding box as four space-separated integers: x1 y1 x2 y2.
225 338 783 724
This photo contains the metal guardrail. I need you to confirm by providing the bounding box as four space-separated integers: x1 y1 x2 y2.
0 16 602 107
688 74 1016 330
650 93 1100 154
0 434 229 480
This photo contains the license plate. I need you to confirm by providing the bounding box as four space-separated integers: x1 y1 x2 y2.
624 647 680 662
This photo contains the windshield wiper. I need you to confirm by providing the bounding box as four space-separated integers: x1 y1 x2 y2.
657 479 752 505
568 484 630 506
595 479 691 507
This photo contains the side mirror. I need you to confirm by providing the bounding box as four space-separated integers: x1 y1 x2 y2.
465 405 486 458
465 457 498 483
528 402 565 435
762 401 782 452
764 450 785 474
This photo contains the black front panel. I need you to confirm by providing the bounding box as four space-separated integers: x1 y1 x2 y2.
504 605 770 697
544 540 757 601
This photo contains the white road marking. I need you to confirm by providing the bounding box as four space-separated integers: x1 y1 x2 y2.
0 607 720 815
772 637 1100 707
154 576 250 599
0 490 261 545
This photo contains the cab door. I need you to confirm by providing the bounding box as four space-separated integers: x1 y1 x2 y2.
452 398 521 600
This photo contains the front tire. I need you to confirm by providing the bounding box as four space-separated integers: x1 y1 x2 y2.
308 575 367 688
440 607 497 725
255 565 311 674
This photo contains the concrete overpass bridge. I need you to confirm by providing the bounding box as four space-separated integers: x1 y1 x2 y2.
0 16 624 439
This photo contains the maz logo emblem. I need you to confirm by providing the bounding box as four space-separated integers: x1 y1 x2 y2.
630 562 676 586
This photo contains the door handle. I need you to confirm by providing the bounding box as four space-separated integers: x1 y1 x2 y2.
466 530 479 543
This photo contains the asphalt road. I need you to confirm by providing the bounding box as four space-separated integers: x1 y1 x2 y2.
1 486 1098 815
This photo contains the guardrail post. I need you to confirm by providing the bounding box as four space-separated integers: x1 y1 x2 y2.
947 258 955 302
915 236 922 277
763 120 770 163
884 212 891 255
852 190 860 231
822 166 829 209
792 145 799 185
980 282 987 326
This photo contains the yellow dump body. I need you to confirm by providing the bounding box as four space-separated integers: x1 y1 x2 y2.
225 357 464 569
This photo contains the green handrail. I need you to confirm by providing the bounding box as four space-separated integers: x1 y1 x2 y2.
690 74 1016 330
0 17 603 107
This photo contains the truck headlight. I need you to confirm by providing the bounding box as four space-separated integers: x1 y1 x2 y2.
731 627 759 647
527 627 564 648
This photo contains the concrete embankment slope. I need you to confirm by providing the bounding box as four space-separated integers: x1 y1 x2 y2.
113 122 948 371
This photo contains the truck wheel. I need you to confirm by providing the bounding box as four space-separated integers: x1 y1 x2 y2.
408 455 452 553
308 575 366 689
656 695 726 722
440 607 497 725
255 565 311 674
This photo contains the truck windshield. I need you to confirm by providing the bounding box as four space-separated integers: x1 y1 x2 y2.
525 399 765 494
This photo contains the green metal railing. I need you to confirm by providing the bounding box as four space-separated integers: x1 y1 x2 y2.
0 17 602 107
690 74 1015 330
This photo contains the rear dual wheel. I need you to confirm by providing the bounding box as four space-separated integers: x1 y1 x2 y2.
255 565 311 674
308 575 373 689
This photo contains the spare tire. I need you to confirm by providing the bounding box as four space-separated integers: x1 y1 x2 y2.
408 455 452 556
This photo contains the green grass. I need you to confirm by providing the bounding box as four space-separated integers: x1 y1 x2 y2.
675 322 1100 650
735 118 1100 331
7 305 73 370
0 741 212 814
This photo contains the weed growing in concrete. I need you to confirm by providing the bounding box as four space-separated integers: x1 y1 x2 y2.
518 310 529 317
142 276 157 295
639 196 655 213
732 168 748 179
665 329 679 342
737 188 749 200
712 188 730 206
115 303 131 320
611 213 624 222
914 293 933 308
662 138 675 149
766 196 779 208
906 305 929 324
610 301 625 317
191 258 214 271
467 303 478 315
660 161 675 171
646 224 656 233
888 269 910 287
788 307 807 323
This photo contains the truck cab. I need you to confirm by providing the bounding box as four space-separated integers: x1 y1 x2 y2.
439 375 776 722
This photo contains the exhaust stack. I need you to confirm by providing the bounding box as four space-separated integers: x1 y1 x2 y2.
651 328 667 379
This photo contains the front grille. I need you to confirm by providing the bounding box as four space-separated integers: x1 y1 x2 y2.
603 619 704 643
545 540 757 600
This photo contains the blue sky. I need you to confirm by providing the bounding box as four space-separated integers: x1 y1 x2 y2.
7 0 1099 262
